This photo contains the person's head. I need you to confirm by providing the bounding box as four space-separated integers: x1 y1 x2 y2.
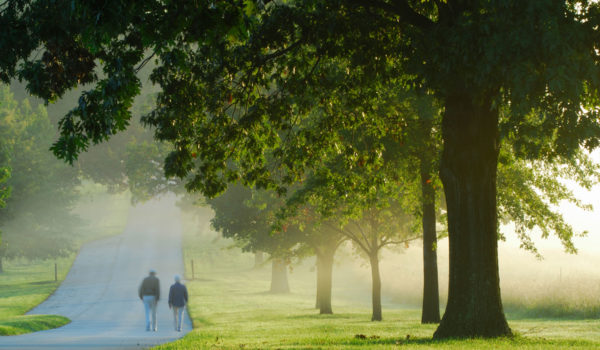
174 275 181 283
149 269 157 276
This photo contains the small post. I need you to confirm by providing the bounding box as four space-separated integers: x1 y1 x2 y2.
191 259 194 280
54 263 58 282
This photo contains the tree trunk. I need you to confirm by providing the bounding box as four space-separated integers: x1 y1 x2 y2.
270 258 290 293
434 93 511 338
315 263 320 309
315 245 336 314
254 251 264 268
369 253 382 321
420 158 440 324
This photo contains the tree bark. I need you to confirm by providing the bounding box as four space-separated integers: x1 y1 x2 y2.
270 258 290 293
315 270 320 309
315 245 336 314
254 251 264 268
434 93 511 338
420 158 440 324
369 253 382 321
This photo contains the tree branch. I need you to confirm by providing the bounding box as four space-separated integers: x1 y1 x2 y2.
381 234 421 249
261 39 303 64
348 0 434 30
326 221 370 253
135 51 156 74
352 221 372 251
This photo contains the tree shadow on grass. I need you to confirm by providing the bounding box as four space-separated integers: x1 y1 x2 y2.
188 277 213 282
30 280 55 285
191 316 214 327
286 313 359 321
284 335 442 347
0 281 58 299
326 334 600 348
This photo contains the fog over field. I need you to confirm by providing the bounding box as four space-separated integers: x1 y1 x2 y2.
174 149 600 319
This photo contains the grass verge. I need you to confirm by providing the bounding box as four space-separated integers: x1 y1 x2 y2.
0 314 70 336
0 257 74 336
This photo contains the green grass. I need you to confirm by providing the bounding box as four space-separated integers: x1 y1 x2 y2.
0 257 74 335
152 265 600 349
154 215 600 349
0 314 70 336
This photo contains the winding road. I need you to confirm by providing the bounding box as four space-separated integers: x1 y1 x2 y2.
0 195 192 349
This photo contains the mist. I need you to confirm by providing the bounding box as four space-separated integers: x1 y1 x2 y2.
176 165 600 320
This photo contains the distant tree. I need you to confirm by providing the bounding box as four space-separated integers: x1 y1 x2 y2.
280 206 346 314
286 155 419 321
0 167 10 272
0 86 81 270
208 184 303 293
124 140 175 203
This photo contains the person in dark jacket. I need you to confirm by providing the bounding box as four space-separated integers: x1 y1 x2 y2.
139 269 160 331
168 275 188 332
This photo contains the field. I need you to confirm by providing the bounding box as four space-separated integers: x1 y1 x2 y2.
154 211 600 349
0 259 72 335
0 187 130 336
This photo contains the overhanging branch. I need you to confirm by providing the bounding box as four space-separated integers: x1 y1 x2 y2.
348 0 434 30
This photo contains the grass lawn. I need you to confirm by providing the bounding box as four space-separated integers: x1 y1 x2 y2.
0 258 72 335
152 265 600 350
156 216 600 349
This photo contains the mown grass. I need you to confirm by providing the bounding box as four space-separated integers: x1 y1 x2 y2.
152 263 600 350
0 314 70 336
0 258 73 335
155 214 600 349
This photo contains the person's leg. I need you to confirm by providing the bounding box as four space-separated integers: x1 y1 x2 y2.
177 307 185 331
142 296 152 331
150 296 157 331
172 307 179 331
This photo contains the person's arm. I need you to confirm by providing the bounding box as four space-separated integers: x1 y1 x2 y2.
156 280 160 301
184 285 188 304
138 282 143 300
168 285 173 308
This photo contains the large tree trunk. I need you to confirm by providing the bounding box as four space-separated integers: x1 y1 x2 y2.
434 93 511 338
270 258 290 293
369 253 382 321
254 251 264 268
315 244 336 314
420 158 440 324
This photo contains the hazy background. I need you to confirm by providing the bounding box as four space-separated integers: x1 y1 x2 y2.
2 80 598 321
176 151 600 318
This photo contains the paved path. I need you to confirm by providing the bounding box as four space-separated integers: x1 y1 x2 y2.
0 195 191 349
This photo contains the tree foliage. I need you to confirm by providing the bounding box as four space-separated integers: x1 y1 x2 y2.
0 86 81 262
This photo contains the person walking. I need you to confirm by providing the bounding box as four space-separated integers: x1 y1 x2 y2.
168 275 188 332
139 269 160 331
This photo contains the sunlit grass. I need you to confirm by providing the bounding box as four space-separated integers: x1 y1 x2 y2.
0 314 70 336
0 257 73 335
153 265 600 349
155 216 600 349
